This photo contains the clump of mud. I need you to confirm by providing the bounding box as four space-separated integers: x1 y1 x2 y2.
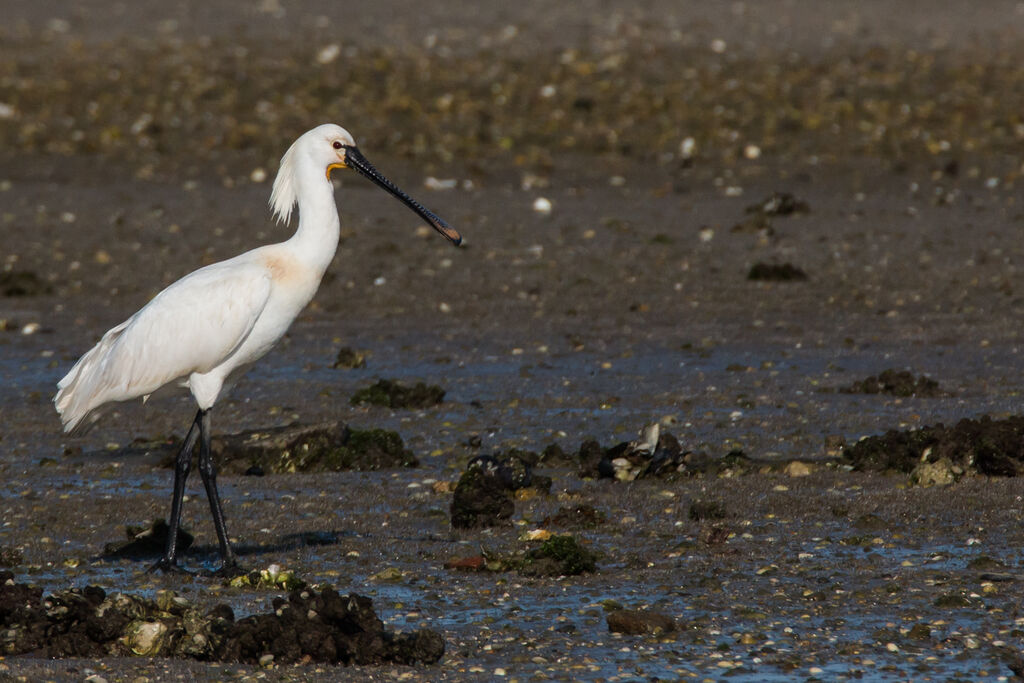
446 535 598 577
844 415 1024 482
0 270 51 297
747 192 810 217
209 422 417 474
0 572 444 665
102 519 193 560
733 192 809 233
542 504 607 529
838 369 946 397
747 262 808 282
450 452 549 529
0 547 22 568
503 426 788 481
350 379 445 409
332 347 367 369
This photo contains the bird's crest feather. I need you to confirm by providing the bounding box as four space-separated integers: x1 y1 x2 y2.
270 136 300 225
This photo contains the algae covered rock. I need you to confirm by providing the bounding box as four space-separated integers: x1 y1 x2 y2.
519 535 597 577
839 369 946 397
350 379 445 409
208 421 417 474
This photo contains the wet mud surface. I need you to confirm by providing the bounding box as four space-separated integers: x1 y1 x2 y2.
4 1 1024 680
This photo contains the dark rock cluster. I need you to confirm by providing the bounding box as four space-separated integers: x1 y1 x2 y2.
844 415 1024 481
0 573 444 665
450 452 551 529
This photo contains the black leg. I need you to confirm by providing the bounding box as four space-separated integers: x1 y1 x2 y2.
148 410 201 573
196 408 240 575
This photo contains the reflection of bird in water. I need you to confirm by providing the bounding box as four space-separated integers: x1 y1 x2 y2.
55 123 462 574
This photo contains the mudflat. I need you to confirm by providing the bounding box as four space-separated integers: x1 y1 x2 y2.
2 1 1024 680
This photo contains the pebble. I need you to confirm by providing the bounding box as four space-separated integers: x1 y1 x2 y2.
680 136 696 158
316 44 341 64
424 176 457 190
532 197 552 214
784 461 812 477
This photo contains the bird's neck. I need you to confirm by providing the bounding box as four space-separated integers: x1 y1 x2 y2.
288 165 341 275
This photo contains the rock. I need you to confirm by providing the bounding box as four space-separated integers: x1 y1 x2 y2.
844 415 1024 477
221 588 445 665
449 451 550 529
121 620 171 656
698 524 731 546
606 608 678 635
350 379 444 409
207 421 417 474
227 564 306 591
784 460 812 477
934 592 971 608
450 456 516 529
0 546 23 567
839 369 946 397
369 567 404 582
967 555 1007 571
0 573 443 666
910 457 957 487
332 347 367 369
745 192 809 217
519 535 597 577
444 555 486 571
576 439 607 478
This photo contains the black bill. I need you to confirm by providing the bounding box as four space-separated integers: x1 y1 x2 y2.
343 146 462 246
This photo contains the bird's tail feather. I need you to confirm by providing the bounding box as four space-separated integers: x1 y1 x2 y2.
54 321 130 434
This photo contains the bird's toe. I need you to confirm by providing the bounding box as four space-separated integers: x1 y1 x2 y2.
209 559 246 580
146 558 193 575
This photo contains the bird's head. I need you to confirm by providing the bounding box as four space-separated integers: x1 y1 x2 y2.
270 123 462 246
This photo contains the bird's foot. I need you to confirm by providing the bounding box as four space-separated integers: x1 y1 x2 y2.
146 557 193 575
208 558 245 580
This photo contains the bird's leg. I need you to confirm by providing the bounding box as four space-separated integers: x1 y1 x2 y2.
148 410 201 573
196 408 241 576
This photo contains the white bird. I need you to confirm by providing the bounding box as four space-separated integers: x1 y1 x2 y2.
54 123 462 574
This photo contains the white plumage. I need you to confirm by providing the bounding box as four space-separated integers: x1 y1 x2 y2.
54 123 461 573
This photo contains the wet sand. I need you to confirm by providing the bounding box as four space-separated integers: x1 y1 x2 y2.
2 1 1024 680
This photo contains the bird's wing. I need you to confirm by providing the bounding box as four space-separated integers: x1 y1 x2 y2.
55 257 273 432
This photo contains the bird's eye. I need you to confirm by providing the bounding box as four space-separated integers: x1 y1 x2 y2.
332 141 343 150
